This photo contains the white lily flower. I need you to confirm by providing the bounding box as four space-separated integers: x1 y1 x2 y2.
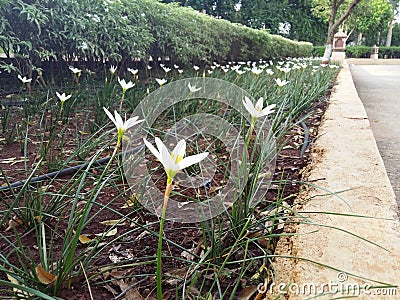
103 107 143 141
265 69 274 75
110 65 117 74
155 78 167 86
127 68 139 75
193 65 200 71
162 66 171 73
242 96 276 120
173 64 179 69
56 92 72 103
69 66 82 74
144 137 209 184
275 78 289 87
277 66 291 73
251 67 263 75
188 83 201 93
118 77 135 92
177 69 183 74
17 75 32 83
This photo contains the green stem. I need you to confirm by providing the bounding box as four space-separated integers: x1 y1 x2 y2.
156 183 172 300
119 91 126 111
246 120 255 145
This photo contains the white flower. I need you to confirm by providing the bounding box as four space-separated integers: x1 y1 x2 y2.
173 64 179 69
127 68 139 75
193 65 200 71
236 70 246 75
188 83 201 93
143 137 209 184
103 107 143 140
118 77 135 92
162 66 171 73
147 65 152 70
251 67 263 75
242 96 276 119
17 75 32 83
277 66 291 73
110 65 117 74
265 69 274 75
177 69 184 74
56 92 72 103
275 78 289 87
155 78 167 86
69 66 81 74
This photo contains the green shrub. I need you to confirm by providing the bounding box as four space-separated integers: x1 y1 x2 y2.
378 46 400 58
345 46 372 58
0 0 313 76
313 46 325 57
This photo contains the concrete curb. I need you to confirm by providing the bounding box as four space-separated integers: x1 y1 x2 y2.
271 61 400 299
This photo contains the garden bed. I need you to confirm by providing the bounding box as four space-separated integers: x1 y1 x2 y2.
0 59 338 299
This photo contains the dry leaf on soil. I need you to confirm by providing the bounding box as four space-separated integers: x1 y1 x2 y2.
36 264 57 285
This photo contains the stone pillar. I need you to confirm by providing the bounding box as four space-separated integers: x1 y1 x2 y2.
331 31 348 64
370 45 379 59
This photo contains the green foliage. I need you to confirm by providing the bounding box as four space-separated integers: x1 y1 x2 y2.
0 0 312 76
344 45 400 58
313 46 326 57
390 23 400 46
378 46 400 58
162 0 328 45
346 46 400 58
350 0 393 37
345 46 373 58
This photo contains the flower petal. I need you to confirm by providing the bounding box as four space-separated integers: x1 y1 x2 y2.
154 137 166 154
125 116 143 130
113 111 124 130
179 152 209 170
243 96 261 117
255 97 264 111
172 139 186 160
143 138 162 162
160 142 178 172
103 107 117 127
261 104 276 116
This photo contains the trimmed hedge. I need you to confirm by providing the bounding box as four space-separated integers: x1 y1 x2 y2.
346 46 400 58
0 0 312 72
313 46 400 59
345 46 372 58
377 46 400 58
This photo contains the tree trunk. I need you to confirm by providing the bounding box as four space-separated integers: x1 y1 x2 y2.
357 32 363 45
322 30 335 64
322 0 363 64
386 18 394 47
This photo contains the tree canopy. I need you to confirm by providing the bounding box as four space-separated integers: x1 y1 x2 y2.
161 0 398 46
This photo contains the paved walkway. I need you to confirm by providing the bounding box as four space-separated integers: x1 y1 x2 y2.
273 61 400 299
349 63 400 206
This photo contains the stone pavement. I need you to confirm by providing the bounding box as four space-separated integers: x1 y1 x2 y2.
272 60 400 299
349 63 400 206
